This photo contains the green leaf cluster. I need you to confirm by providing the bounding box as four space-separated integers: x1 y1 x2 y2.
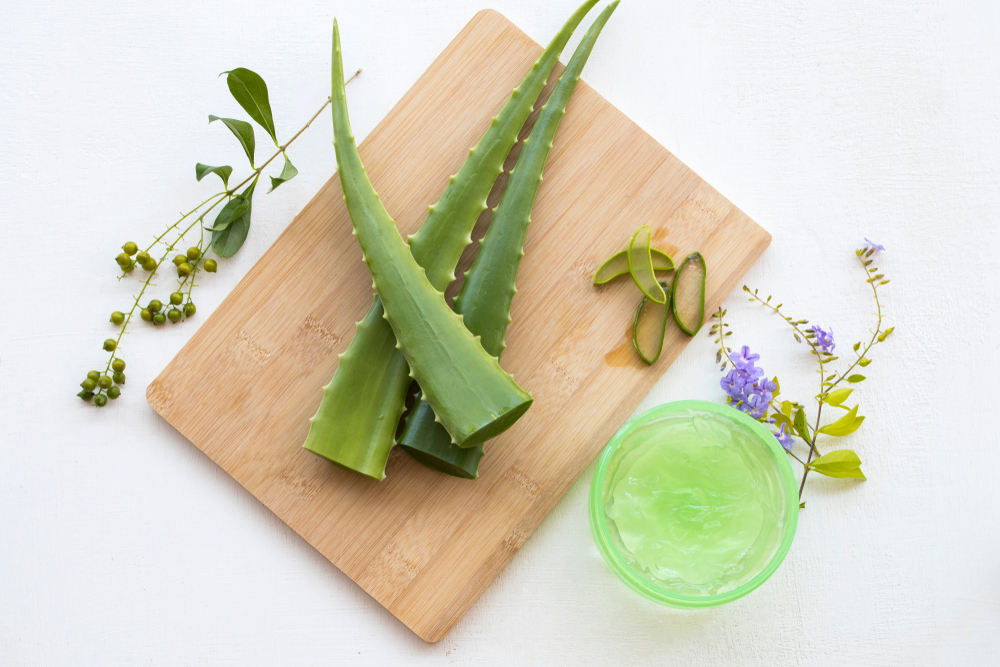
807 449 866 480
818 404 865 436
211 179 257 257
200 68 299 257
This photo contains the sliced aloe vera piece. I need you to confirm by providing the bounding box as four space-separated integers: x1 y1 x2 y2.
671 252 706 334
627 225 666 304
633 280 671 364
594 248 674 285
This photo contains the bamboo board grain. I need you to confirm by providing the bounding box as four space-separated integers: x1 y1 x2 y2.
147 9 771 642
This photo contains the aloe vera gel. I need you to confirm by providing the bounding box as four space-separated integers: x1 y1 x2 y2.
590 401 797 606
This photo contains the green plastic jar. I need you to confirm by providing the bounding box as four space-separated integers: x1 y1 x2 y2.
589 400 798 608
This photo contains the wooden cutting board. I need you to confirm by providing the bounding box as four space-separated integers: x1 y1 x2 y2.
147 8 770 642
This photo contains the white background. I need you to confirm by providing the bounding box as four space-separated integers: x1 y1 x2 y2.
2 0 998 664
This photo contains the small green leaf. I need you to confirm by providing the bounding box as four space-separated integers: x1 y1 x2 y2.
772 376 780 395
824 388 853 407
772 411 794 432
781 401 792 416
267 153 298 192
212 178 257 257
209 115 255 167
846 374 866 383
858 358 871 367
223 68 277 145
793 407 811 443
207 195 250 232
799 502 806 509
853 342 861 352
818 405 864 436
195 163 233 188
807 449 866 480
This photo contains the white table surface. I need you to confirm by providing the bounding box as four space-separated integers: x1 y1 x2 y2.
3 0 998 664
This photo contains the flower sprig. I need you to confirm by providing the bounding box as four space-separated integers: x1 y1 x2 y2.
709 240 894 502
77 67 361 408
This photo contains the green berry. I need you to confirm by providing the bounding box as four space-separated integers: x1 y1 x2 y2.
94 394 108 407
183 302 196 317
98 375 113 390
107 386 121 400
186 247 201 261
173 254 188 267
110 311 125 325
103 339 117 352
87 370 100 382
167 308 182 323
81 378 97 392
148 299 162 313
177 262 192 277
136 250 150 263
140 308 153 322
203 259 217 273
123 262 135 273
111 358 126 372
170 292 183 305
116 253 131 268
113 372 126 385
123 241 138 256
153 312 166 325
77 390 94 401
141 259 157 272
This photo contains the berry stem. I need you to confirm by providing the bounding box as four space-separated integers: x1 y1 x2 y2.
83 68 363 407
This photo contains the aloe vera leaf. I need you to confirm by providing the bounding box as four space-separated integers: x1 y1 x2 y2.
408 0 601 289
398 390 484 479
671 252 707 335
399 1 620 472
304 1 600 477
303 299 408 479
594 248 674 284
633 280 671 364
324 21 533 450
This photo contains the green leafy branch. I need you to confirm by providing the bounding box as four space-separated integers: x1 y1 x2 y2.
711 244 894 503
77 67 361 408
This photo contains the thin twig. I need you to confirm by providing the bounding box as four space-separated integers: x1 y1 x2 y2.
86 69 363 403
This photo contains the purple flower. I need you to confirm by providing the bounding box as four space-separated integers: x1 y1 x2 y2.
864 238 885 252
813 325 835 353
774 423 794 451
721 346 775 420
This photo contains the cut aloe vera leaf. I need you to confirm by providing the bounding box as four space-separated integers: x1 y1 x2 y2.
632 280 671 364
594 248 674 285
671 252 707 335
398 390 483 479
627 225 667 304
